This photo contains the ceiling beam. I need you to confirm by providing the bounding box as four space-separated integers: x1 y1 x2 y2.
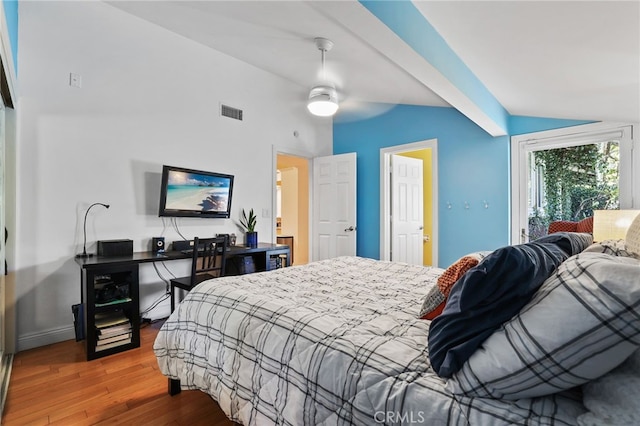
311 0 509 136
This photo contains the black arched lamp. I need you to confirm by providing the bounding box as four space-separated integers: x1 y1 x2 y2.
76 202 110 258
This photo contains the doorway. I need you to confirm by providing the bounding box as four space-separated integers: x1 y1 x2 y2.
380 139 438 266
276 153 310 265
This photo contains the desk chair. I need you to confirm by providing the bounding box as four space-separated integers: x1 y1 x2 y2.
170 236 228 312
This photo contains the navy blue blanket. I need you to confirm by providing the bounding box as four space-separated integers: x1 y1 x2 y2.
428 232 592 378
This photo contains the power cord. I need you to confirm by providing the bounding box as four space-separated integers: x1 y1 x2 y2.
140 262 176 321
140 293 170 318
152 262 171 293
171 217 188 241
140 316 169 328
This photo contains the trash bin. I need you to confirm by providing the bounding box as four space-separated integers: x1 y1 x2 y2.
72 303 85 341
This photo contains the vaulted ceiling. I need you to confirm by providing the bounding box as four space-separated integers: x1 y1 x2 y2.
108 1 639 136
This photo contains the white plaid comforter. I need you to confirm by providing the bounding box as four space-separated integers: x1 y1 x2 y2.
154 256 585 425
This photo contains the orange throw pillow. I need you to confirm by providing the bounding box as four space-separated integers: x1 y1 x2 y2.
576 216 594 233
548 221 578 234
418 252 490 320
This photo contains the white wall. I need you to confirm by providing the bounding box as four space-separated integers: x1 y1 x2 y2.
14 1 332 351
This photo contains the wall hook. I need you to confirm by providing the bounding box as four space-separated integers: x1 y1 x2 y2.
464 201 470 210
483 200 489 209
446 201 452 210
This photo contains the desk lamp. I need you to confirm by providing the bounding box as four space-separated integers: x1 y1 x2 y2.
76 202 110 258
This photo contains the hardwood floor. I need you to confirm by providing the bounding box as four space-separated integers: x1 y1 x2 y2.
2 321 235 425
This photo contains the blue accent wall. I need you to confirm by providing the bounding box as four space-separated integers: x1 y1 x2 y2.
334 104 596 267
3 0 18 73
334 104 510 267
509 115 593 135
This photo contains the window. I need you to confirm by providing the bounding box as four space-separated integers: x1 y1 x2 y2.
511 123 636 244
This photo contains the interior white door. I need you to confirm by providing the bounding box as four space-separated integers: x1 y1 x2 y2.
313 153 357 261
391 154 424 265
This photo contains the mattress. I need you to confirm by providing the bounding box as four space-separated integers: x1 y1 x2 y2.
154 256 585 425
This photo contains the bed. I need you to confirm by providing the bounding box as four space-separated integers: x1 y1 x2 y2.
153 229 640 426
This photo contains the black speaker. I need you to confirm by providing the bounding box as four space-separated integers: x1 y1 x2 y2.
97 239 133 257
172 240 193 252
152 237 165 254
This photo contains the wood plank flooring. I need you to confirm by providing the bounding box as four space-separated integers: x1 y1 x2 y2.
2 321 235 425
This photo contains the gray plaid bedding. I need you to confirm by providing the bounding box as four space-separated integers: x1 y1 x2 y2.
154 256 585 425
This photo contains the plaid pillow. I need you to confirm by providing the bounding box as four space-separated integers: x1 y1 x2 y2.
583 239 636 257
429 232 593 378
446 252 640 400
417 252 490 320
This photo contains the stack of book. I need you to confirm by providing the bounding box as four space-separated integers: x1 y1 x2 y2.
269 255 287 270
95 310 132 352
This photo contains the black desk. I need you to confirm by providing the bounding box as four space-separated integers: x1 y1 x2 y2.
75 242 290 360
76 242 290 270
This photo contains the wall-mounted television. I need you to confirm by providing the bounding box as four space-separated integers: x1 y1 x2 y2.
158 165 234 218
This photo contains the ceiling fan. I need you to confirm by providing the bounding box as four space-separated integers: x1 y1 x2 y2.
307 37 339 117
305 37 396 121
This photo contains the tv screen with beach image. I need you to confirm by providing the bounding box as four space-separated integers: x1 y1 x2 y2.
164 170 232 213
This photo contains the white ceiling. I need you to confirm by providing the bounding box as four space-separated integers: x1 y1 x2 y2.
108 1 640 130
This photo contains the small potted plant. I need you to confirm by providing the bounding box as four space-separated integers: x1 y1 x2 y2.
240 208 258 248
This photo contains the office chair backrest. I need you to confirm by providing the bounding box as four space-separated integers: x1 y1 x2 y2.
190 236 227 285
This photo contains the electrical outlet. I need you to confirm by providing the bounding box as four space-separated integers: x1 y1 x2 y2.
69 73 82 88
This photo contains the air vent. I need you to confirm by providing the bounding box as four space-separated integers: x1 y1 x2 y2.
220 104 243 121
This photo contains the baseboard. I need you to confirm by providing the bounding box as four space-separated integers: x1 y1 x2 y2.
17 325 75 352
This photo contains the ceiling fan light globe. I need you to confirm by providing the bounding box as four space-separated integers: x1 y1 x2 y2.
307 99 339 117
307 85 339 117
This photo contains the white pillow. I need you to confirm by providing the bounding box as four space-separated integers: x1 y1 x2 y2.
626 213 640 256
445 252 640 400
578 349 640 426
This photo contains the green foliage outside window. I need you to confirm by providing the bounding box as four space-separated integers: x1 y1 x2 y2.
529 141 619 239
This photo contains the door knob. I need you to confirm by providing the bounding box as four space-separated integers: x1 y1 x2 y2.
418 226 424 230
344 226 356 232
